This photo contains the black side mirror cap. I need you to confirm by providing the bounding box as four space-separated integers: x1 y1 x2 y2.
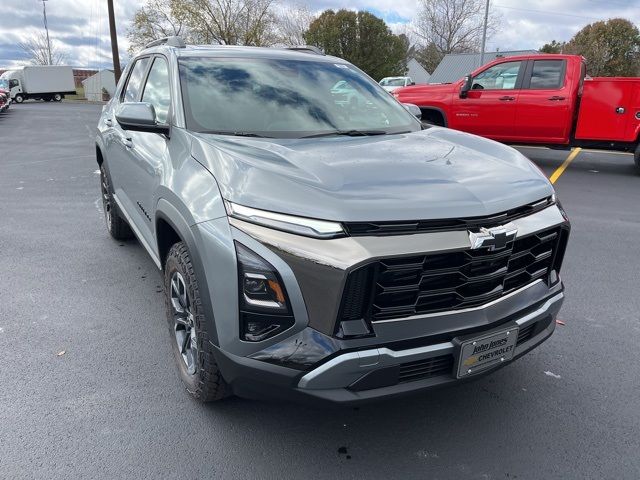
460 75 473 98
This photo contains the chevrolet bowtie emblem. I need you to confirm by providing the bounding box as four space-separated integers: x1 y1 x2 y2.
469 223 518 251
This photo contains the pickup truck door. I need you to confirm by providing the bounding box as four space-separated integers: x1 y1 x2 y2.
514 59 572 144
449 60 524 140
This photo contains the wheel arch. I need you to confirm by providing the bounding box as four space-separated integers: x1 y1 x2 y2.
96 144 104 166
155 199 220 346
419 107 448 127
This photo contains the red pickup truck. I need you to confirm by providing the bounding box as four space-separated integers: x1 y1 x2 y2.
394 54 640 170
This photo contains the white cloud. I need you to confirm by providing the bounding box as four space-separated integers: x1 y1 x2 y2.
1 0 639 68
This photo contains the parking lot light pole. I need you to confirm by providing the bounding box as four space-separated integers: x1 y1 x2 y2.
41 0 52 65
107 0 122 83
480 0 489 67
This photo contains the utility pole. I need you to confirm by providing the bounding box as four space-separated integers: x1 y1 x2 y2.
42 0 52 65
107 0 122 83
480 0 490 67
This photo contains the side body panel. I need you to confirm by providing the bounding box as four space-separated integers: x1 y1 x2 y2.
512 59 577 144
574 78 640 142
448 88 520 139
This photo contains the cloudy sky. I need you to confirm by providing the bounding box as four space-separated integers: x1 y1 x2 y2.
1 0 639 69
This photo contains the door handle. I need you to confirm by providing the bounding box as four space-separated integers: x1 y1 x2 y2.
124 137 133 149
499 96 515 101
548 96 566 101
104 117 113 127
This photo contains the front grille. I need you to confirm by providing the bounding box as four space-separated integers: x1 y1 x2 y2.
398 355 454 383
344 197 554 237
339 225 567 324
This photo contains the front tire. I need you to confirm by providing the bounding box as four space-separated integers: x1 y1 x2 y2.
14 94 23 104
100 164 133 240
634 143 640 173
164 242 230 402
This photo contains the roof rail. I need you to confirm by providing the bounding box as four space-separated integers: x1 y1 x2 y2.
144 36 186 49
285 45 325 55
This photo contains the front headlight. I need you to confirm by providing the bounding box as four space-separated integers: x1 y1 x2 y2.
225 201 344 239
235 242 294 342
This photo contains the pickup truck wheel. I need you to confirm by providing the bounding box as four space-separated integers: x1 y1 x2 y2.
53 93 62 102
164 242 230 402
100 164 133 240
634 144 640 172
14 94 23 104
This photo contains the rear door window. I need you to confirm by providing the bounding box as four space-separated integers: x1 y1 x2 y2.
122 57 150 102
528 60 565 89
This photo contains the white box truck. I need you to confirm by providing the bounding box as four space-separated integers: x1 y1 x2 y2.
0 66 76 103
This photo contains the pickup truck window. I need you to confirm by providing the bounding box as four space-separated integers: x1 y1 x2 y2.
472 61 522 90
529 60 564 89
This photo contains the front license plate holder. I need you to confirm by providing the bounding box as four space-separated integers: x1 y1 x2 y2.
454 326 519 379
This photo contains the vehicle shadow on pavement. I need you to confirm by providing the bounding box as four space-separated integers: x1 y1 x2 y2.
195 364 554 477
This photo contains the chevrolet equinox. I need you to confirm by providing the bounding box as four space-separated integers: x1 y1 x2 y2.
95 37 570 404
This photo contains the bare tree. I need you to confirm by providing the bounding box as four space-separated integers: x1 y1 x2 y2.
182 0 279 46
127 0 190 54
275 3 314 46
414 0 498 56
18 32 66 65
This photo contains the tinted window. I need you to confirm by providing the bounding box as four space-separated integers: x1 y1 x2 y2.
178 57 421 138
472 61 522 90
529 60 564 89
122 57 150 102
141 57 170 124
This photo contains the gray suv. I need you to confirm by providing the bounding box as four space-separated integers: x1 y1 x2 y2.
96 37 570 404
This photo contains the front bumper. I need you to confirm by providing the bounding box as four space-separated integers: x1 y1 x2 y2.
213 286 563 405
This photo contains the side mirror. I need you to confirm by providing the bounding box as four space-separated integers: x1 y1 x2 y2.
460 75 473 98
115 102 169 135
402 103 421 120
410 81 416 86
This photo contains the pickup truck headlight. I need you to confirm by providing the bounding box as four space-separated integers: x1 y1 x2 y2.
235 242 294 342
225 201 344 239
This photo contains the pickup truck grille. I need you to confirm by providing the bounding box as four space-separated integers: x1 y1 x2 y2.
338 225 568 324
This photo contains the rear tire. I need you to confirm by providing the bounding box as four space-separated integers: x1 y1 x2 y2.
53 93 62 102
634 143 640 173
100 163 133 240
14 94 23 104
164 242 230 402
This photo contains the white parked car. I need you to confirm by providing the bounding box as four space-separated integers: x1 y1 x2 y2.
379 76 415 92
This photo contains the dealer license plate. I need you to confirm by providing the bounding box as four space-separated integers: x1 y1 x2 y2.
456 327 519 378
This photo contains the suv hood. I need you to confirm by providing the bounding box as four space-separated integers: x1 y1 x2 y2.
191 128 553 222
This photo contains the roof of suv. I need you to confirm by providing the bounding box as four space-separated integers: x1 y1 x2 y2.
140 43 345 63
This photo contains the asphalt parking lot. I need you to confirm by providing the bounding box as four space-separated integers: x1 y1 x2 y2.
1 102 639 480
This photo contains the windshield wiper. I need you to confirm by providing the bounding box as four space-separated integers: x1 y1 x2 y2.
201 130 272 138
300 129 389 139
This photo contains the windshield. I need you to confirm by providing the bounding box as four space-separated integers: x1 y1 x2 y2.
380 78 406 87
178 57 420 138
0 79 8 90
